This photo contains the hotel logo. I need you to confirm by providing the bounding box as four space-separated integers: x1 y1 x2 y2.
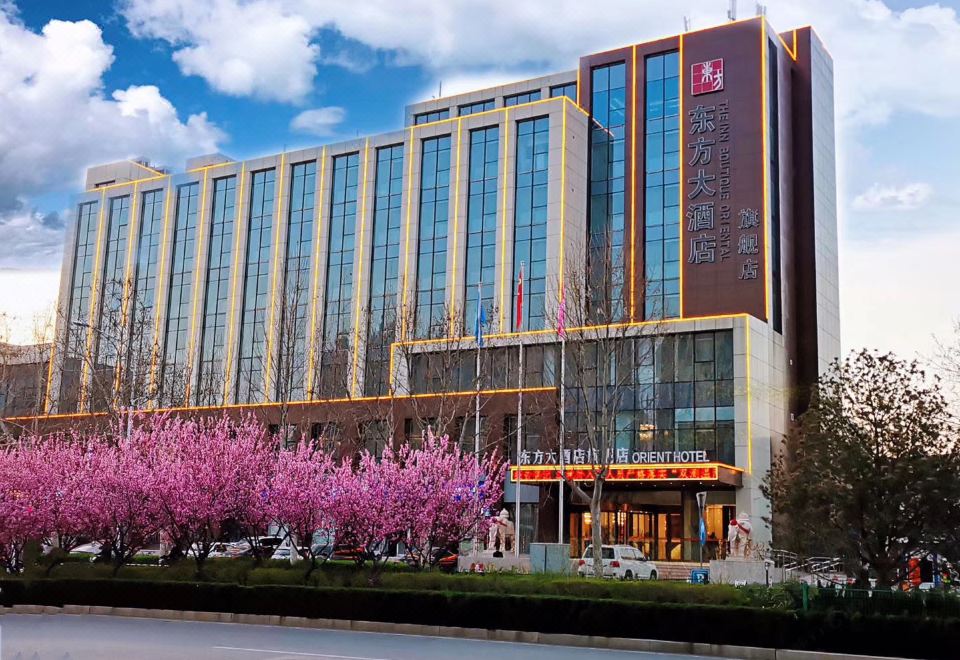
691 59 724 95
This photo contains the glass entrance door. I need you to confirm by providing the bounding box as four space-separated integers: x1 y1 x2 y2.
570 507 683 561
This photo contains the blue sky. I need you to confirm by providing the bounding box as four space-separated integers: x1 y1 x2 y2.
0 0 958 373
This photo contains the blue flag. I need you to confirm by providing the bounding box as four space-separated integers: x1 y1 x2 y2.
475 296 487 347
699 517 707 546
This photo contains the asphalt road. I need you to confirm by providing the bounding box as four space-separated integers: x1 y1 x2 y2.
0 614 716 660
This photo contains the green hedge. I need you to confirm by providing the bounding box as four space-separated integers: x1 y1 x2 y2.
0 578 957 659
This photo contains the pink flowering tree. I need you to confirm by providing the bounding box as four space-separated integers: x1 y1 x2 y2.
270 438 336 580
0 444 45 573
78 430 161 574
399 430 506 569
330 449 407 582
145 415 276 573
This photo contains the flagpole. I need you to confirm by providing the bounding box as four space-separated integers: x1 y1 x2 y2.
515 262 524 558
473 281 483 558
558 293 566 550
475 281 482 456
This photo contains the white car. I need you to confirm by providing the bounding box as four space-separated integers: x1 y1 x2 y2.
577 544 658 580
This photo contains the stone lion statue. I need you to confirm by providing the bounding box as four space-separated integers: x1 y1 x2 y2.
486 508 516 555
727 512 753 559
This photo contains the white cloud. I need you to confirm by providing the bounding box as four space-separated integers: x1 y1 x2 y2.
120 0 960 128
120 0 319 103
290 106 346 137
0 7 223 269
852 182 933 211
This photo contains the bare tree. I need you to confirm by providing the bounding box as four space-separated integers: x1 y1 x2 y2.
0 309 55 435
546 245 665 577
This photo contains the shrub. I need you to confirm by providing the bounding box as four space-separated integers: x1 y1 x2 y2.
0 578 958 659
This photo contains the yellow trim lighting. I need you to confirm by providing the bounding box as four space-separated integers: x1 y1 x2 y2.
448 119 463 336
558 104 567 301
761 20 771 322
148 176 175 397
114 181 142 399
350 140 371 397
264 152 288 400
400 129 416 341
85 174 165 194
745 316 753 475
183 173 210 405
630 45 638 322
499 108 510 330
222 164 248 404
305 148 328 398
678 33 685 318
78 188 108 411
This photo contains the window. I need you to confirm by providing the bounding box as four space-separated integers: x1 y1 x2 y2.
276 161 317 402
566 330 734 465
196 175 236 405
589 62 627 321
463 126 499 334
414 109 449 125
318 153 360 397
161 182 199 405
236 169 276 403
415 136 451 339
504 90 541 106
59 200 99 411
365 145 404 396
94 194 131 386
768 39 782 333
513 116 549 331
644 51 680 319
458 99 495 116
550 82 577 100
129 189 165 373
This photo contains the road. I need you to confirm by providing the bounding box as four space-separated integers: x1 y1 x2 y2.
0 614 715 660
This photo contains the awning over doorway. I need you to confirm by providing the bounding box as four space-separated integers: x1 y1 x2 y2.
510 463 743 487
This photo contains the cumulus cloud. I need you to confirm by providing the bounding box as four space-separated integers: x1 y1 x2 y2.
119 0 960 128
0 7 223 269
290 106 346 137
120 0 319 103
852 182 933 211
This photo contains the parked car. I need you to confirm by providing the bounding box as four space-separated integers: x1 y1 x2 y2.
577 544 658 580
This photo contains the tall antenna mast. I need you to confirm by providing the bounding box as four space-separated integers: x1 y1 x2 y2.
727 0 737 21
683 16 691 32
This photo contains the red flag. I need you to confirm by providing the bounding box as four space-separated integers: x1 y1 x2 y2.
516 261 524 330
557 289 566 339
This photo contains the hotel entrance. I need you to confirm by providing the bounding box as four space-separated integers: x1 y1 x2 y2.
566 489 736 561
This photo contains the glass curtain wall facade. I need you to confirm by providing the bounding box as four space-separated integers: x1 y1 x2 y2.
589 63 627 321
512 116 549 331
160 183 199 405
414 136 451 339
236 169 276 404
275 161 317 402
60 200 99 411
95 194 130 379
128 188 165 389
463 126 499 334
319 153 359 397
567 330 735 464
196 175 236 405
365 145 404 396
644 52 680 319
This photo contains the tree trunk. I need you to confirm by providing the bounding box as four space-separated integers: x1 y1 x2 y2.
591 480 604 578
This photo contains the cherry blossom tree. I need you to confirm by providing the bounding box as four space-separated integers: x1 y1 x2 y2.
0 444 44 573
145 415 276 572
330 448 408 582
400 430 506 569
270 438 337 579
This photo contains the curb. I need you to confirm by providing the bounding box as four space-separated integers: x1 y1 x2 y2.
0 604 904 660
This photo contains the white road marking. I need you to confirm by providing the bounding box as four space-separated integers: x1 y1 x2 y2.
213 646 391 660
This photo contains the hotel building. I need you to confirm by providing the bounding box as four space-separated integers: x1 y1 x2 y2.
13 17 838 561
